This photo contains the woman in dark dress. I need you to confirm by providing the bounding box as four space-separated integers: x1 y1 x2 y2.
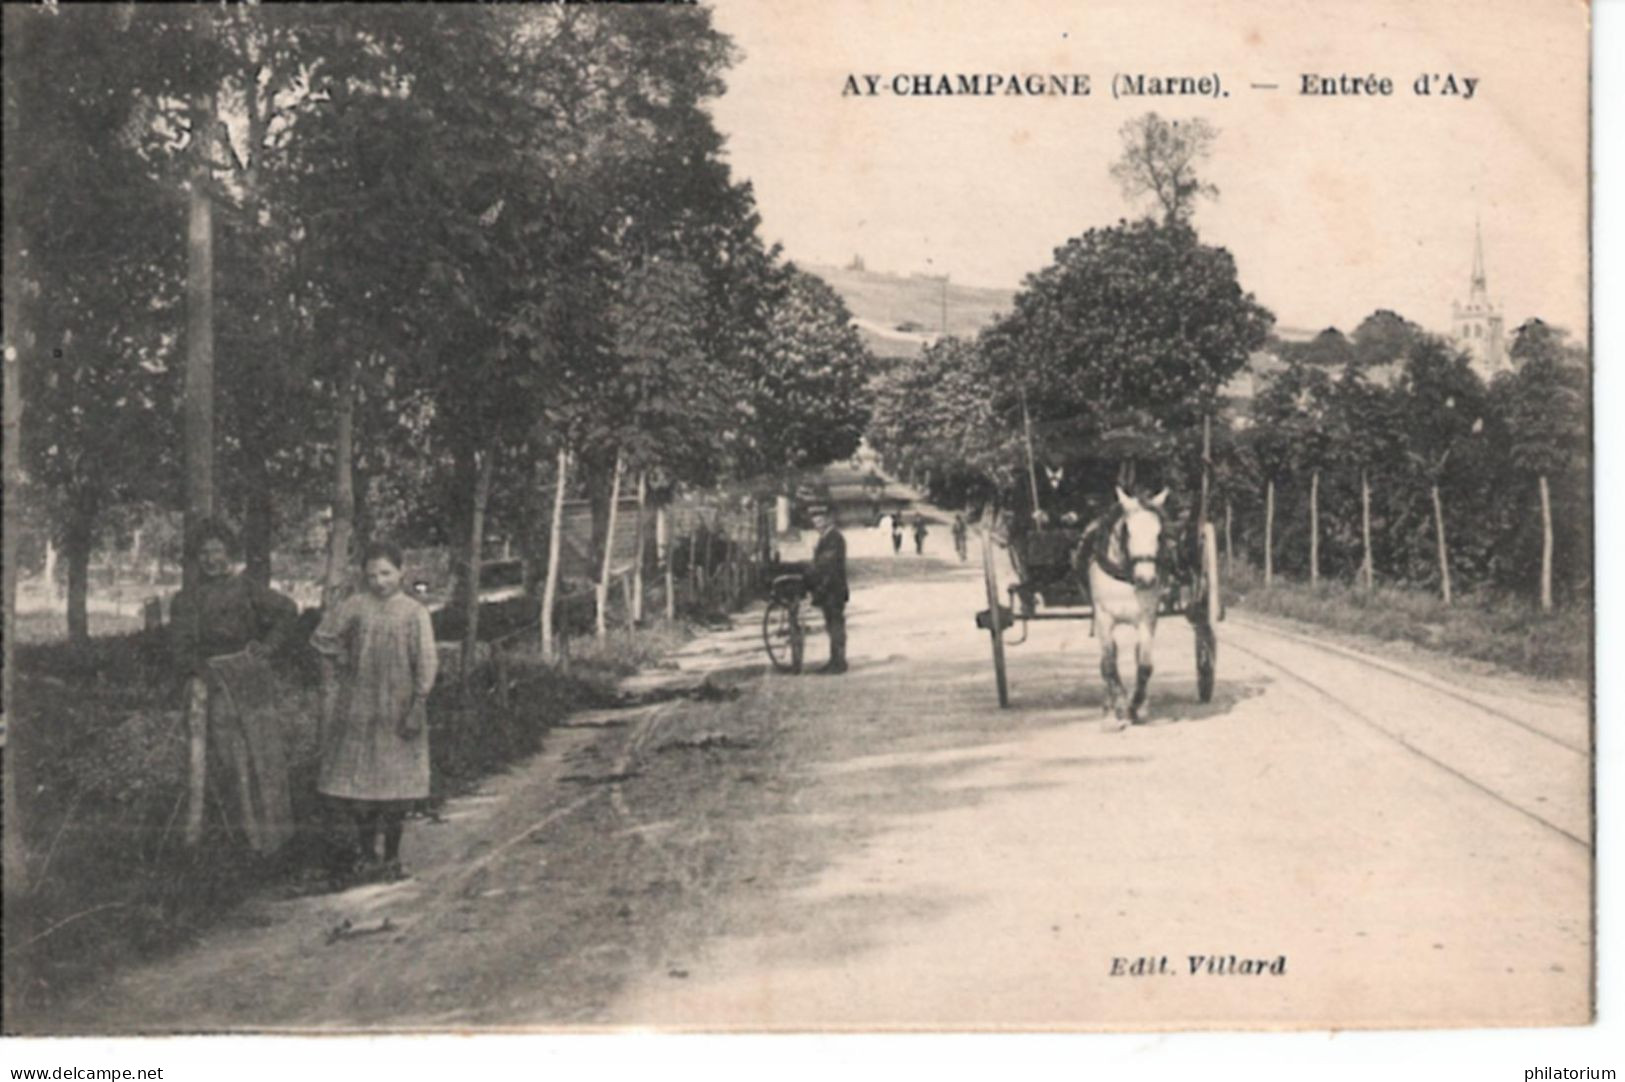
169 519 299 853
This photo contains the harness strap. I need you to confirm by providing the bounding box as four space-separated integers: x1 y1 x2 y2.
1091 514 1159 585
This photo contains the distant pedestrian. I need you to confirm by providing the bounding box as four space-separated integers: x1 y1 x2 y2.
912 513 928 555
311 541 439 882
890 514 904 555
952 513 968 562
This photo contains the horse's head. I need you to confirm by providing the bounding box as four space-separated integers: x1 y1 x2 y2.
1115 485 1167 588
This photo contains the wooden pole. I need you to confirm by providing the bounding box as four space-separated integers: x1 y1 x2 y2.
1309 468 1320 587
322 376 356 597
319 373 355 742
1431 482 1452 605
460 448 494 683
1019 387 1042 520
595 450 624 640
1264 478 1274 588
1360 469 1373 591
981 515 1009 708
541 448 569 662
1538 474 1554 611
631 471 647 625
1199 412 1211 529
658 505 675 622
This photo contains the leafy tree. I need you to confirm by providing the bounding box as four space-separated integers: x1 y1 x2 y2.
1003 220 1269 427
1391 337 1487 603
741 267 873 483
1350 309 1424 371
1109 113 1220 225
1282 326 1356 370
1326 366 1396 589
1252 361 1334 584
8 5 187 642
1495 320 1588 608
869 335 1013 512
995 219 1271 515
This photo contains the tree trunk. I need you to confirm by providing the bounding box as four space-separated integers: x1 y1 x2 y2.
1264 479 1275 588
351 459 374 559
540 448 569 663
64 505 95 645
1223 499 1233 576
460 448 494 682
183 79 217 597
322 379 356 605
3 155 27 892
1199 412 1211 528
1309 468 1320 588
700 518 716 595
243 453 274 588
595 450 624 641
584 452 613 580
234 59 274 592
320 375 355 740
1360 469 1373 591
1431 482 1452 605
1538 473 1553 611
42 538 58 601
631 471 647 625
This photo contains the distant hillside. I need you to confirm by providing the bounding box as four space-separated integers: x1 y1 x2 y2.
803 260 1314 382
801 262 1014 360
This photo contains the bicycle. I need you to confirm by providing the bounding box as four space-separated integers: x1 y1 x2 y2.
762 570 825 673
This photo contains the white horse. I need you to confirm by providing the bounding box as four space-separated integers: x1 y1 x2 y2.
1081 486 1167 731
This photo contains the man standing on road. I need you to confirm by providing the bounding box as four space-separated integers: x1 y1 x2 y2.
952 513 968 562
807 504 848 674
912 512 929 556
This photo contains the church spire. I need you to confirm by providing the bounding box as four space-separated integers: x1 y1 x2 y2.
1470 218 1488 300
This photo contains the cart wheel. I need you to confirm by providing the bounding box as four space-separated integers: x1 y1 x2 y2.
763 598 803 674
1194 619 1216 703
1194 522 1220 702
981 525 1010 707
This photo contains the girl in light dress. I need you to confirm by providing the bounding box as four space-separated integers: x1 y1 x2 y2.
312 541 438 880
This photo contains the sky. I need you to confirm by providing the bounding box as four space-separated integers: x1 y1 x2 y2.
706 0 1589 338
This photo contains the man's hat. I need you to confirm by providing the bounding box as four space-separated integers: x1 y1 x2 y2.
807 502 831 516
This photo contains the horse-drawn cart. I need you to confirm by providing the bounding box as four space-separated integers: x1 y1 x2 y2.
970 411 1224 722
975 507 1220 712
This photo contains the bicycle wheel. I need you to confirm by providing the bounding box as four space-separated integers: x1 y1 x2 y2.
763 598 804 673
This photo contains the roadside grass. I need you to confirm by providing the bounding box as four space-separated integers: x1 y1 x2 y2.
1 612 699 1027
1223 561 1589 682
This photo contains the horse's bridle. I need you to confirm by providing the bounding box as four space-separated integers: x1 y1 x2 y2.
1104 516 1160 584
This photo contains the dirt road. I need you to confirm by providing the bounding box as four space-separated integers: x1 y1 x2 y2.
40 518 1591 1032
